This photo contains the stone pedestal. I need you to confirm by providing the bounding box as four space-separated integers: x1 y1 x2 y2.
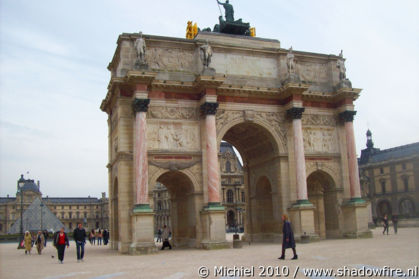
129 208 157 255
232 234 242 248
341 200 372 238
288 203 319 241
200 205 230 249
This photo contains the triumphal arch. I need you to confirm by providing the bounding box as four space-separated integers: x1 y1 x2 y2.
101 30 371 254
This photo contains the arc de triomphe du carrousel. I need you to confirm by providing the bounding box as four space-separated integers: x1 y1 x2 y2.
100 8 370 254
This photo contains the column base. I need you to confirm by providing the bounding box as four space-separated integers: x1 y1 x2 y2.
200 205 229 250
133 203 153 213
131 205 156 255
288 202 318 240
129 242 157 255
341 199 372 238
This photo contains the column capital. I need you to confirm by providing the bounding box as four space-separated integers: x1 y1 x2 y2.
132 98 150 113
200 102 219 115
287 107 305 119
339 110 357 122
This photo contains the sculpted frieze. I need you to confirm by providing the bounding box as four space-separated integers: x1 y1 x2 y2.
148 106 198 120
146 48 195 72
296 62 328 84
303 128 339 153
147 123 200 151
302 114 336 127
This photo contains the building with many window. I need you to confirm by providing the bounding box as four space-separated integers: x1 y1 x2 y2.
359 130 419 224
219 142 245 232
0 175 109 234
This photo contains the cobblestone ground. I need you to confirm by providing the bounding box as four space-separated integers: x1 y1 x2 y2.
0 228 418 279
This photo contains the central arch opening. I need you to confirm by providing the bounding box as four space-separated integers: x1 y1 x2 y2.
155 171 196 248
220 121 282 242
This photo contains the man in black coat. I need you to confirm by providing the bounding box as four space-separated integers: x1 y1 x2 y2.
278 214 298 260
73 223 87 262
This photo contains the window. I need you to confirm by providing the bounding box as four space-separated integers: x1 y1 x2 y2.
69 212 72 218
381 181 386 194
61 212 65 218
61 205 64 209
380 168 384 174
84 212 87 218
76 212 80 218
158 201 162 210
0 224 2 231
84 205 87 209
241 192 245 203
226 161 231 173
69 223 72 229
69 205 72 210
77 205 79 209
402 163 406 170
403 177 409 192
227 190 234 203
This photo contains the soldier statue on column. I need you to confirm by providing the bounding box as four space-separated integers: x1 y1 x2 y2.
134 31 148 69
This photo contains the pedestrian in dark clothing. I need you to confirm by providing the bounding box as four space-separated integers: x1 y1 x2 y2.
383 214 389 235
157 228 162 243
278 214 297 260
392 215 398 234
43 230 48 247
73 223 87 262
54 227 69 264
161 225 172 250
103 230 109 245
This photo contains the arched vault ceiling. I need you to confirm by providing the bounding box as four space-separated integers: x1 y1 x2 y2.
222 123 276 161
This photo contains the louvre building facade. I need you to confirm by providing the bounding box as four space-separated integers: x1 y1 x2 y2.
0 175 109 234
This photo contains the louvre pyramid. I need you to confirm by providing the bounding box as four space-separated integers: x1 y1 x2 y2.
8 197 67 233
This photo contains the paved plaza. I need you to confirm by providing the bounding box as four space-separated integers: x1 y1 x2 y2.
0 228 418 279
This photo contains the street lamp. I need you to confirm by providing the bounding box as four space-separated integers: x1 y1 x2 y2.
40 202 44 231
17 175 25 249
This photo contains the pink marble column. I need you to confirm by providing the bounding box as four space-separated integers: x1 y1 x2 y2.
201 102 221 205
133 98 150 206
288 107 309 203
340 110 362 200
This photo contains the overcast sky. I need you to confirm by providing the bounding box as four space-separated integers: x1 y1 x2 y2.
1 0 418 197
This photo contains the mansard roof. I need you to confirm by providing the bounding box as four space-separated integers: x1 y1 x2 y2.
0 197 16 204
42 197 104 204
360 142 419 165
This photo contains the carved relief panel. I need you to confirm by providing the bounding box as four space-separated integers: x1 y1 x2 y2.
303 128 339 153
147 122 200 152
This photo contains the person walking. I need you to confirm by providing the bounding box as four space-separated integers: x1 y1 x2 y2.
278 214 298 260
54 227 69 264
97 229 102 245
383 214 389 235
103 229 109 245
24 231 32 255
35 231 45 255
73 223 87 262
392 215 398 234
161 225 172 250
90 229 95 245
157 228 162 243
43 230 48 247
